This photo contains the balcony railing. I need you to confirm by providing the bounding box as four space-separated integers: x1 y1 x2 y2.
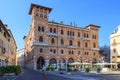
47 32 58 37
67 45 76 49
82 37 91 40
111 53 120 56
91 48 100 51
32 42 48 46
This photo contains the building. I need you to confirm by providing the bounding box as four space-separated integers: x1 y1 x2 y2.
99 45 110 63
0 20 17 66
110 26 120 68
16 48 24 68
24 4 100 70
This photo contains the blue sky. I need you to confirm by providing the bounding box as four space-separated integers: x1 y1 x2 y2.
0 0 120 50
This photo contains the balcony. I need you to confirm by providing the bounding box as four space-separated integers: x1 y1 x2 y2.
67 45 76 49
32 42 48 46
82 37 91 40
91 48 100 51
111 53 120 56
47 32 58 37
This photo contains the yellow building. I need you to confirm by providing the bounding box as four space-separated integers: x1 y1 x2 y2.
24 4 100 70
0 20 17 66
110 26 120 68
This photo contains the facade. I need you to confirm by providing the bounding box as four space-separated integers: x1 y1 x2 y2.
16 48 24 67
0 20 17 66
110 26 120 68
24 4 100 70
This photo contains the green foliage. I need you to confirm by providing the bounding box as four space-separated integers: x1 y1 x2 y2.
85 68 90 73
67 67 72 72
50 66 55 71
97 68 101 73
0 65 21 76
46 66 50 71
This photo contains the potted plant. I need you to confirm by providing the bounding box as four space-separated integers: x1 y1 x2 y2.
67 67 72 74
85 68 90 73
96 68 101 74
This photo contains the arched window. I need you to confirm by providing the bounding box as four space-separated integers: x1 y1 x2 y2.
72 51 74 54
61 29 64 35
78 41 80 47
4 32 6 38
73 32 74 36
61 50 64 54
78 32 80 37
93 43 96 48
70 31 72 36
61 39 64 45
87 34 89 38
51 38 55 44
42 27 44 32
85 42 88 48
50 28 52 33
54 28 56 33
67 31 69 35
69 40 73 46
69 51 71 54
38 26 41 31
78 51 80 55
113 48 116 53
84 33 86 37
39 36 43 42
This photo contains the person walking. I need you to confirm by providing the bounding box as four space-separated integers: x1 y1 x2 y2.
42 65 46 77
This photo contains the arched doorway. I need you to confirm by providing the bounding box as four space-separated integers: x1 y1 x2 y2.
92 58 97 64
68 58 74 63
37 56 45 69
49 58 57 69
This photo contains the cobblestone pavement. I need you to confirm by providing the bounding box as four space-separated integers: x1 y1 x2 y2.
1 70 120 80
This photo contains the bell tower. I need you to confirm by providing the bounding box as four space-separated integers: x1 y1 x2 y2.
29 4 52 42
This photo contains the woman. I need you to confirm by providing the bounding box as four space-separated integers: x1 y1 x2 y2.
42 65 46 77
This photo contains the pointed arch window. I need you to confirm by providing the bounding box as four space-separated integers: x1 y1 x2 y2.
51 38 55 44
39 36 43 42
42 27 44 32
61 50 64 54
38 26 41 31
61 29 64 35
69 40 73 46
85 42 88 48
93 43 96 48
61 39 64 45
54 28 56 33
78 41 80 47
50 28 52 33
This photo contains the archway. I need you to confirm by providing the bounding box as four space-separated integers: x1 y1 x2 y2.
92 58 97 64
49 58 57 69
68 58 74 63
37 56 45 69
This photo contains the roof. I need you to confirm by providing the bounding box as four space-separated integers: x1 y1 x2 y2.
0 19 11 37
85 24 101 29
29 3 52 14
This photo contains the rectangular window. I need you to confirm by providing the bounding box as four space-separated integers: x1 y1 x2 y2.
40 48 43 53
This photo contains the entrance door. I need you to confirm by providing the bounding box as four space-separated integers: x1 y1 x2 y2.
37 57 45 69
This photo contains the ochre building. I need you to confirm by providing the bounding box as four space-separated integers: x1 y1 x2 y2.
24 4 100 70
110 26 120 68
0 20 17 66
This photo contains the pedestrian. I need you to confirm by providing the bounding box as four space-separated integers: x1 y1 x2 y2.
42 65 46 77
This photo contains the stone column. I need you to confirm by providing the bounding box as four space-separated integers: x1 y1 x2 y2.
57 60 59 71
66 60 68 72
45 60 49 67
34 58 37 70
